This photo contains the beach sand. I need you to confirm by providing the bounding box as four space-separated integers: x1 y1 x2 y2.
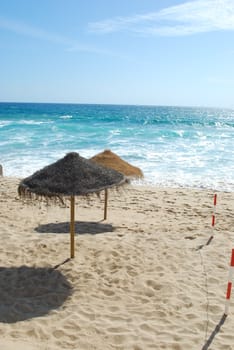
0 176 234 350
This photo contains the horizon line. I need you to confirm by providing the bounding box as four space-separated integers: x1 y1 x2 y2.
0 100 232 110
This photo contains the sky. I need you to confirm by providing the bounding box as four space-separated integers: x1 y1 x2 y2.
0 0 234 108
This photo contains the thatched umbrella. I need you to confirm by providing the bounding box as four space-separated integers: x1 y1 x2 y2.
90 149 143 219
90 149 143 178
18 152 127 258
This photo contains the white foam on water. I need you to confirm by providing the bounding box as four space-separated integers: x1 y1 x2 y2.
17 120 53 125
0 120 13 128
59 115 73 119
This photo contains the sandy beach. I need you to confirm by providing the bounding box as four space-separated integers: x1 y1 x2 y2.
0 176 234 350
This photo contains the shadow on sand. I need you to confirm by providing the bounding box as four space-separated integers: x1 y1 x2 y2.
201 313 227 350
0 266 72 323
35 221 114 235
196 235 214 251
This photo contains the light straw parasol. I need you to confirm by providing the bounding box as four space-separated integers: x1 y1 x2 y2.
90 149 143 219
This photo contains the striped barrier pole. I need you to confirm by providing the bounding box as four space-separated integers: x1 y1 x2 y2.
211 193 217 238
205 194 217 246
224 249 234 315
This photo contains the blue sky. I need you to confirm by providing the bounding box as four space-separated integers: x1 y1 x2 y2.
1 0 234 108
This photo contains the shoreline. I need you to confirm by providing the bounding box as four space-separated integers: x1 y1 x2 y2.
0 176 234 349
2 174 234 194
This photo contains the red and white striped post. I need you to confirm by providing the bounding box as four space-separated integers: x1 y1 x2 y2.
224 249 234 315
206 194 217 246
211 193 217 238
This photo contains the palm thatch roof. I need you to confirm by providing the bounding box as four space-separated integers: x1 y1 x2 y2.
18 152 127 200
90 150 143 179
18 152 129 259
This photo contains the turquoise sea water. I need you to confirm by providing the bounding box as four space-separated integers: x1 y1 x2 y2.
0 102 233 191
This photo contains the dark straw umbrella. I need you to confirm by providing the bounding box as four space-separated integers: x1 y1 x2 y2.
18 152 127 258
90 149 143 219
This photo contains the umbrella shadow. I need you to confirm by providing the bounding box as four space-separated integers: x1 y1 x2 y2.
35 221 115 235
0 266 72 323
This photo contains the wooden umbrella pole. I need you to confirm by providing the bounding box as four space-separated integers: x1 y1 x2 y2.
104 189 108 220
70 195 75 258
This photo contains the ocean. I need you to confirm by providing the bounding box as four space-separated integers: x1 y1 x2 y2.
0 102 233 192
